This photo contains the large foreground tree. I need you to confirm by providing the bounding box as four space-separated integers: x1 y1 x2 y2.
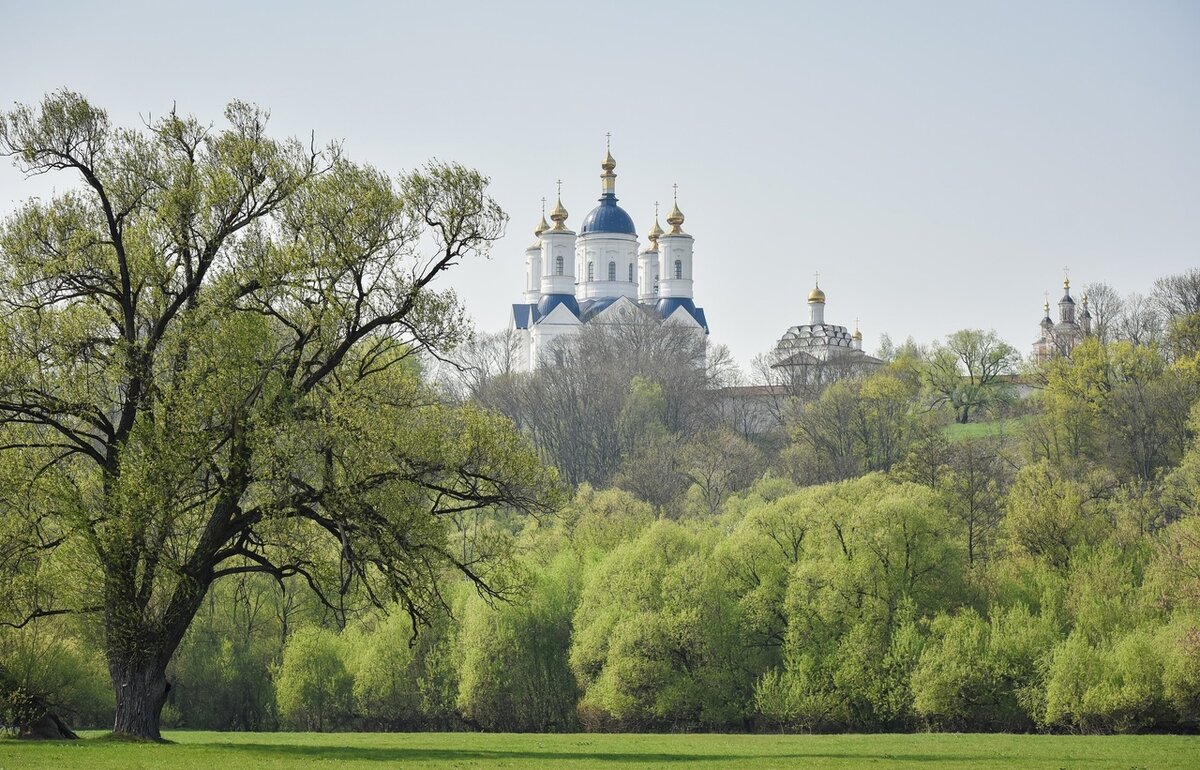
0 92 559 738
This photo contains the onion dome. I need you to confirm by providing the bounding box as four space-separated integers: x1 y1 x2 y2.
1061 275 1074 304
1080 293 1092 319
549 194 569 231
1041 300 1053 327
808 284 826 304
852 327 863 341
530 208 552 247
580 144 636 235
646 215 664 250
666 198 686 235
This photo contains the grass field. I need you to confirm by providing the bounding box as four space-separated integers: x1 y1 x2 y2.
943 417 1031 442
1 731 1197 769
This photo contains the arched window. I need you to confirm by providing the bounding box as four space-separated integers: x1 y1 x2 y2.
587 261 594 281
653 274 659 292
628 263 634 282
674 259 682 280
608 261 616 281
554 256 564 275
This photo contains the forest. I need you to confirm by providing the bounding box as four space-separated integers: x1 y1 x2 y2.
1 92 1199 738
9 286 1200 735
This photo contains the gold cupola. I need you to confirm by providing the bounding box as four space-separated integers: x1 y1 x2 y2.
808 284 826 304
601 137 617 195
529 210 550 250
666 201 685 235
647 215 664 250
549 189 569 231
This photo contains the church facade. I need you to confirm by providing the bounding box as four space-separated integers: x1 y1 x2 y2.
508 149 708 371
1032 275 1091 361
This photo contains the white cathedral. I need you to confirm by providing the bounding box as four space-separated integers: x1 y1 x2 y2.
508 148 708 371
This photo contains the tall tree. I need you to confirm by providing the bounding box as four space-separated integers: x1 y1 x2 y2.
923 329 1019 424
0 92 558 738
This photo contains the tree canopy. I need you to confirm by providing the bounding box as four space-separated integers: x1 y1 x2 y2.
0 91 560 738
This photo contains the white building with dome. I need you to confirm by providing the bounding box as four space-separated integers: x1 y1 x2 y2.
770 281 881 383
509 147 709 371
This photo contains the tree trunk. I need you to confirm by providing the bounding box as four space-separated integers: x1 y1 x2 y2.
110 657 170 739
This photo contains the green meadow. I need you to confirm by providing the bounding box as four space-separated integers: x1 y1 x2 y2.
1 732 1197 770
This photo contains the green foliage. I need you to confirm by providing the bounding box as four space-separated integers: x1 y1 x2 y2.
0 90 559 738
0 620 112 731
456 552 581 731
570 521 749 729
275 628 354 731
922 329 1019 424
762 478 967 730
1043 626 1169 732
169 576 284 730
911 606 1056 730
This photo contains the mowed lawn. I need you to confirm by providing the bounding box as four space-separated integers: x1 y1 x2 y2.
1 731 1197 770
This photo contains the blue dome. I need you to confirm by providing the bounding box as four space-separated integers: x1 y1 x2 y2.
537 292 580 319
580 193 636 235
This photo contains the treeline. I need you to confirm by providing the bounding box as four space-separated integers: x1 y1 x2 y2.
4 270 1199 734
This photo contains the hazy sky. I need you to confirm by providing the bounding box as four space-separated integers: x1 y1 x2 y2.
2 1 1197 368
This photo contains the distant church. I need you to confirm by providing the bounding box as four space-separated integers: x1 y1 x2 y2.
509 147 708 371
770 280 881 383
1032 275 1091 361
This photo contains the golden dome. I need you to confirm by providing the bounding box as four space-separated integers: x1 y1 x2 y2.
808 285 826 303
549 195 569 230
535 214 550 237
648 216 664 242
853 329 863 341
666 202 685 234
602 149 616 172
1063 275 1071 291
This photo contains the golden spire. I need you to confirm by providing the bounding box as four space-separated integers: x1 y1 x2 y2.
601 133 616 195
666 183 685 234
535 197 549 237
549 179 569 231
1063 266 1071 292
646 201 663 250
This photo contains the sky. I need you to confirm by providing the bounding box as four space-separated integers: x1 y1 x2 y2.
1 0 1197 370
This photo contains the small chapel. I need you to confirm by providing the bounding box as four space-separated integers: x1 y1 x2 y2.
508 146 708 371
770 280 881 383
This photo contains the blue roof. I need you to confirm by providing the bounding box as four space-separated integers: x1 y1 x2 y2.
511 303 534 329
655 297 709 333
578 297 618 322
580 193 636 235
536 293 580 319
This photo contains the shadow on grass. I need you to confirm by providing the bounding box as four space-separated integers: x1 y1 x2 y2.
209 741 1003 765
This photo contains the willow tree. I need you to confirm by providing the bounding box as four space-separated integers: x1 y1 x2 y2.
0 91 559 739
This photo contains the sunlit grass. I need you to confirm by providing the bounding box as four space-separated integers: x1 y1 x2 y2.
943 416 1031 442
1 730 1196 769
